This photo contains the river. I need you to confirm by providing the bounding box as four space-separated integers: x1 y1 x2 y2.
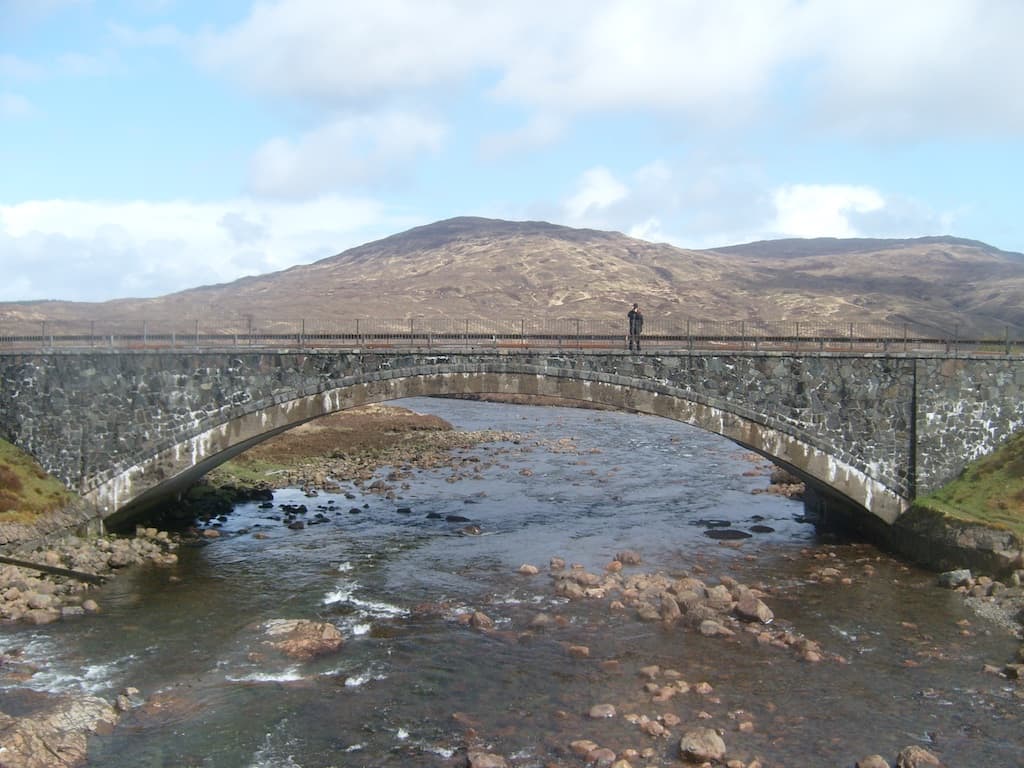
1 397 1021 767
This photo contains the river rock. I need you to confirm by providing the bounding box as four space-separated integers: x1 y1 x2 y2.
704 584 735 611
588 703 616 718
469 611 494 629
528 612 555 631
588 746 617 767
261 619 343 660
23 608 61 625
555 578 586 600
699 619 735 637
895 745 944 767
672 588 704 613
615 549 642 565
734 594 774 624
467 750 509 768
570 739 600 757
0 693 119 768
25 592 54 610
937 569 972 589
857 756 891 768
678 727 727 762
636 601 662 622
660 594 682 622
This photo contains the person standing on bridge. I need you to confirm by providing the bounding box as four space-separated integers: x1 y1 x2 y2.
627 303 644 351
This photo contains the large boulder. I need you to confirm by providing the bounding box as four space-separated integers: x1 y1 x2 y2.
467 751 509 768
734 594 774 624
937 569 972 589
261 619 344 660
678 727 726 763
0 694 119 768
896 745 944 767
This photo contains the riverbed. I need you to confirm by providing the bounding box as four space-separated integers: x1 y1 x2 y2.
1 397 1021 767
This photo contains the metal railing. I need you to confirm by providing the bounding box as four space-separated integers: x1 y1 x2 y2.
1 317 1021 355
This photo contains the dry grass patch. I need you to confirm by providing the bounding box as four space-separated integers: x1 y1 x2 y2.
0 439 76 521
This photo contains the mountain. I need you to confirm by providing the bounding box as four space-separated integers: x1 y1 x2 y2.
3 217 1024 337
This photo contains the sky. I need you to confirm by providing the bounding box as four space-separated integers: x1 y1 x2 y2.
2 0 1023 303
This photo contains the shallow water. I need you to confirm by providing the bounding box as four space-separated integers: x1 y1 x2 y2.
1 397 1021 767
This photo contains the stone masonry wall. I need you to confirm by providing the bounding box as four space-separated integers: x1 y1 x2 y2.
913 357 1024 495
0 349 1020 513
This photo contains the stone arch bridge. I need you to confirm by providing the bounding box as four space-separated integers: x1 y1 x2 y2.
1 348 1023 530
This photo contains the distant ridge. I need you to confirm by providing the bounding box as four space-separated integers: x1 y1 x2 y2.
710 235 1023 260
2 217 1024 336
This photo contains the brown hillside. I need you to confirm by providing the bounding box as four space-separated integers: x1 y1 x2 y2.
3 217 1023 337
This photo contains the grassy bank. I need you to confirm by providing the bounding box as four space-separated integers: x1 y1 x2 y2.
0 439 76 524
916 431 1024 540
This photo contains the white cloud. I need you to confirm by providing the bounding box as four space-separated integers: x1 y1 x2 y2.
198 0 512 101
628 216 667 243
0 197 408 302
0 92 34 118
491 0 800 122
248 112 447 199
771 184 885 239
564 167 629 222
803 0 1024 137
195 0 1024 141
552 158 771 247
552 160 955 249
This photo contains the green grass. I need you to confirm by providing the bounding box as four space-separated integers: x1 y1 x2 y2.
0 439 76 522
204 458 286 490
917 430 1024 539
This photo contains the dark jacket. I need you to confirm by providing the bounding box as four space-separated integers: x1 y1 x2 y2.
628 308 644 334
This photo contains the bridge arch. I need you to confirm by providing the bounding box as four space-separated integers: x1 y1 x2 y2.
98 366 902 529
8 348 1020 535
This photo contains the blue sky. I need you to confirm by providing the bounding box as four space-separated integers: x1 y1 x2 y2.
2 0 1023 302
